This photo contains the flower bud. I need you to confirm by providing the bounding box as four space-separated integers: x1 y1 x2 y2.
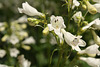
87 54 96 57
92 31 100 46
82 4 87 10
27 18 39 26
82 21 88 26
43 27 49 35
21 24 27 29
84 1 97 14
40 14 46 18
0 27 5 31
1 35 9 42
22 45 31 50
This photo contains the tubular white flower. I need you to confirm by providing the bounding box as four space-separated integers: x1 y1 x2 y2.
9 34 19 45
80 57 100 67
16 15 27 23
92 31 100 45
72 0 80 9
48 15 66 43
9 48 20 57
92 0 100 3
0 64 9 67
18 55 31 67
18 2 43 16
93 3 100 13
0 49 6 58
78 44 100 57
72 11 83 23
22 36 36 44
82 18 100 31
61 29 86 51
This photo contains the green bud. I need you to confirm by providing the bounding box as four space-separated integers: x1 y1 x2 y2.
82 21 88 25
40 14 46 18
84 1 97 14
22 45 31 50
43 27 49 35
82 4 87 10
27 18 40 26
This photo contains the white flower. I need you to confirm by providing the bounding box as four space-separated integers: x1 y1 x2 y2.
72 0 80 9
16 15 27 23
92 31 100 45
92 0 100 3
18 31 28 38
9 34 19 45
9 48 20 57
72 11 83 23
48 15 66 43
0 23 4 27
18 55 31 67
22 36 35 44
80 57 100 67
40 38 46 43
61 29 86 51
0 23 6 31
50 36 57 45
93 3 100 13
78 44 100 57
0 49 6 58
0 64 9 67
82 18 100 31
18 2 43 16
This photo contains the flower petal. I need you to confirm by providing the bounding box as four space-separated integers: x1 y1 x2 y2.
54 29 63 39
72 45 81 51
78 39 86 47
48 24 54 31
50 15 55 22
93 3 100 13
18 2 43 16
82 20 95 30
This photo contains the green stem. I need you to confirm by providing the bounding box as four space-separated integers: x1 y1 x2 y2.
83 11 88 18
49 49 58 66
67 0 72 31
57 48 64 67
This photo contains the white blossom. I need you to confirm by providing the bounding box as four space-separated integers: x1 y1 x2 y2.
92 31 100 45
48 15 66 43
22 36 35 44
82 18 100 30
0 64 9 67
61 29 86 51
78 44 100 57
0 23 4 27
16 15 27 23
0 49 6 58
18 2 43 16
50 36 57 45
18 55 31 67
9 48 20 57
0 23 6 31
80 57 100 67
92 0 100 3
9 34 19 45
72 0 80 9
72 11 83 23
18 31 28 38
40 38 46 43
93 3 100 13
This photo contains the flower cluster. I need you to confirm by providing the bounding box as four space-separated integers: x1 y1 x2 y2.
1 0 100 66
17 0 100 66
